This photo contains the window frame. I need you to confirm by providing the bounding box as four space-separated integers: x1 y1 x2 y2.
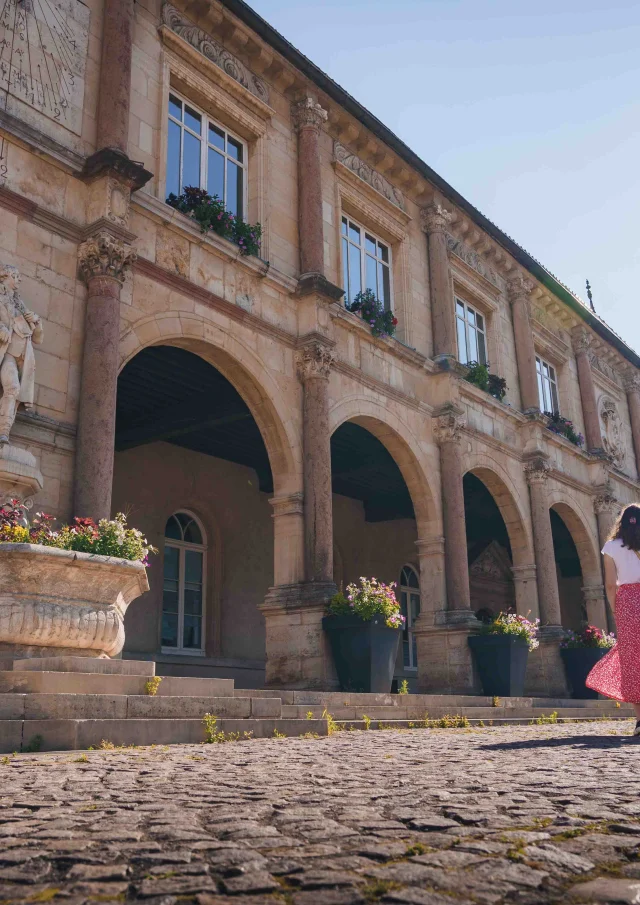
161 510 207 656
399 565 421 672
166 91 248 219
340 214 393 311
536 355 560 414
455 296 488 366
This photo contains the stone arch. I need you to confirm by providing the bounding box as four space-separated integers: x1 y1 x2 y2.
547 492 601 586
462 458 533 567
328 395 439 538
119 312 301 496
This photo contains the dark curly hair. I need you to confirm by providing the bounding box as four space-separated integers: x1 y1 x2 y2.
608 504 640 551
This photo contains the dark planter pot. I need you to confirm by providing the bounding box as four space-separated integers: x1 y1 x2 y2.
561 647 608 699
322 614 401 693
468 634 529 697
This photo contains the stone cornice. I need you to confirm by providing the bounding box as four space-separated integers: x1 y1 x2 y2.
0 110 85 175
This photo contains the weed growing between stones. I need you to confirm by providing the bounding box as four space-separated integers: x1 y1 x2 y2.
492 696 501 707
398 679 409 694
202 713 254 743
532 711 559 725
73 754 89 763
360 878 403 900
273 728 287 739
322 709 341 734
144 676 163 696
362 714 372 730
305 710 314 720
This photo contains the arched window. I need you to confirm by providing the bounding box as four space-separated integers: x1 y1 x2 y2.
162 512 206 653
399 565 421 670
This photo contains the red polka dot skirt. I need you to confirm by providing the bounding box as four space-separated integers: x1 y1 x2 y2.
586 582 640 704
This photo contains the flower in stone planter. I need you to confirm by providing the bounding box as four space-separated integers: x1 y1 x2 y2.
480 611 540 651
328 577 405 629
561 624 616 650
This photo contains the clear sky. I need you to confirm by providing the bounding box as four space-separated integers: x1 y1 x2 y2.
249 0 640 356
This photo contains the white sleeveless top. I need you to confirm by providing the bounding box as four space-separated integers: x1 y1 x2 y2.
602 538 640 585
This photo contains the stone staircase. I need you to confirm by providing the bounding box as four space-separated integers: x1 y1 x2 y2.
0 657 633 752
0 656 328 753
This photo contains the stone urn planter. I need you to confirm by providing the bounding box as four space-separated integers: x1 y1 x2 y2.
561 647 608 699
322 613 401 693
468 635 529 697
0 543 149 659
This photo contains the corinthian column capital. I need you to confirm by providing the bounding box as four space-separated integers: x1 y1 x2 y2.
432 405 466 445
291 96 328 133
420 203 452 235
506 273 535 305
594 486 620 516
571 325 593 357
624 371 640 394
78 231 136 285
524 456 551 486
296 340 334 382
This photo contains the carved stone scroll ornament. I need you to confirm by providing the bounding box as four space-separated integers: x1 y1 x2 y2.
600 397 626 468
524 457 551 485
291 97 328 133
77 232 137 285
445 234 499 287
0 263 44 445
432 407 466 445
420 203 452 235
333 142 405 211
296 342 334 382
161 4 269 103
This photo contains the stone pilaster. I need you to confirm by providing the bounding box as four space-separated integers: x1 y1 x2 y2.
572 327 605 455
74 232 136 520
420 204 456 363
624 373 640 477
292 97 328 280
507 274 539 414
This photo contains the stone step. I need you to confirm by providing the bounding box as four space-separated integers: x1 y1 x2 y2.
0 670 235 697
335 716 633 731
0 717 328 752
0 693 283 721
6 657 156 676
281 702 634 720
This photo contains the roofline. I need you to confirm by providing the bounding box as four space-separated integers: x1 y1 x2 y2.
220 0 639 371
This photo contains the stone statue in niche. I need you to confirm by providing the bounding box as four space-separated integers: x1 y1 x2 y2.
600 397 625 468
0 263 43 444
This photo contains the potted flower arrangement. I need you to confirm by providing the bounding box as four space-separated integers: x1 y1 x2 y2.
468 612 539 697
166 186 262 257
560 624 615 699
543 412 584 448
346 289 398 338
323 577 404 693
0 500 155 659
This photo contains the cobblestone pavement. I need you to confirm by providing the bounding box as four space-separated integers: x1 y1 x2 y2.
2 722 640 905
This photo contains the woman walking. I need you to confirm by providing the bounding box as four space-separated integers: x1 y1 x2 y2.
587 504 640 735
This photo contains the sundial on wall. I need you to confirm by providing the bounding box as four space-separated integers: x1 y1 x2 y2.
0 0 89 135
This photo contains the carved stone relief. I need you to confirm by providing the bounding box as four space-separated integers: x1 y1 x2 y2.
600 396 626 468
161 4 269 104
333 141 405 211
447 234 499 287
0 0 90 135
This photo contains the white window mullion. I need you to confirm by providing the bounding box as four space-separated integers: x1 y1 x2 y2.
178 547 185 651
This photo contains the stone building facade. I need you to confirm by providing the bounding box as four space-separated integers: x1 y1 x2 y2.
1 0 639 694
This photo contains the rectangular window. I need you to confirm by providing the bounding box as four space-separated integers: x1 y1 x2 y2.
166 93 247 220
162 544 205 652
455 298 487 365
536 356 559 413
341 215 392 309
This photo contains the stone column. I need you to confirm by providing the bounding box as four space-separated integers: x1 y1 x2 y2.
96 0 134 153
75 232 136 521
594 487 621 631
433 406 471 614
270 493 305 587
414 407 479 694
292 97 328 279
572 327 604 454
625 373 640 476
524 456 567 696
420 204 456 363
511 564 539 620
507 275 540 414
581 585 608 631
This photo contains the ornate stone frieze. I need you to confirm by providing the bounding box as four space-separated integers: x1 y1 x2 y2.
333 142 405 211
432 406 466 445
296 341 334 381
291 96 327 132
161 4 269 104
524 457 551 485
507 274 534 304
420 203 451 235
599 397 626 468
445 234 499 287
592 354 621 387
77 232 136 285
